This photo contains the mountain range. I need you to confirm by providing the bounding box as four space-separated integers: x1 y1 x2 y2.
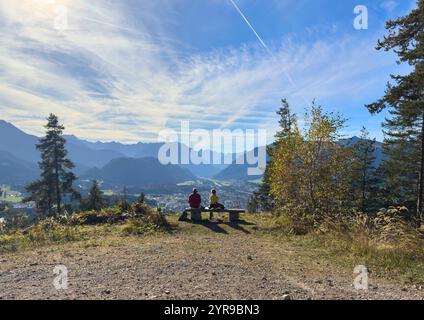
0 120 386 187
0 120 231 186
82 157 196 186
0 150 38 185
64 135 227 178
214 146 268 181
216 137 386 181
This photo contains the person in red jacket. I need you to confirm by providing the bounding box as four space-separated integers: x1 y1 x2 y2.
179 188 202 221
188 188 202 208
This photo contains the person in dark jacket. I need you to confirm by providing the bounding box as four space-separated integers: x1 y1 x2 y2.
179 188 202 222
189 188 202 208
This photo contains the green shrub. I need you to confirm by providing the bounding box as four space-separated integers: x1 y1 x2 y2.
0 203 170 253
25 218 83 243
122 218 159 236
131 202 151 216
0 218 84 253
122 206 171 236
274 205 317 235
0 233 27 252
67 209 124 225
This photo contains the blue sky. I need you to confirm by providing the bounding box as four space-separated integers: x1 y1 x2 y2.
0 0 418 147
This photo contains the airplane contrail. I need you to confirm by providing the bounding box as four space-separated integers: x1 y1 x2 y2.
228 0 308 105
229 0 270 52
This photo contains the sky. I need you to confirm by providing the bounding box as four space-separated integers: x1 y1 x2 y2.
0 0 419 149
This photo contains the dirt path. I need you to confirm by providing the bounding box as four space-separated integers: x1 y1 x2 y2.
0 219 423 300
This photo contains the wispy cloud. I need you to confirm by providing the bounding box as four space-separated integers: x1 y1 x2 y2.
0 0 401 143
380 0 399 13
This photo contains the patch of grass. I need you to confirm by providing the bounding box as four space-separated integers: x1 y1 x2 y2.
102 190 116 196
3 196 23 203
291 231 424 284
122 219 161 236
0 223 83 253
0 203 172 253
122 206 173 236
248 179 263 184
67 209 125 225
176 180 197 187
245 212 424 284
0 233 28 252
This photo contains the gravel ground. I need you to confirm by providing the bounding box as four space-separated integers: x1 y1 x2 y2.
0 220 423 300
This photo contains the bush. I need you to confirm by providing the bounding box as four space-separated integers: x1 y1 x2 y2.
25 218 82 243
274 205 315 235
0 202 171 253
273 205 421 248
122 218 159 236
67 202 159 226
0 233 27 252
67 209 124 225
131 202 151 216
0 218 83 253
122 205 171 236
367 207 420 249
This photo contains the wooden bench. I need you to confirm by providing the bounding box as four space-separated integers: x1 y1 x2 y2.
180 208 245 222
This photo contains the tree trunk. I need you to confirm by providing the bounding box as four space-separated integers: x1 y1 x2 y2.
417 112 424 226
47 196 52 217
54 142 61 216
361 166 366 213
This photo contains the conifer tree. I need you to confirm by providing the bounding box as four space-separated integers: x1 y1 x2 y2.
24 114 79 217
85 180 105 211
366 1 424 220
139 192 146 204
350 128 378 212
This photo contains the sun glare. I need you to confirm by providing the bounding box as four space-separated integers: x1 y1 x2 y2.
13 0 72 28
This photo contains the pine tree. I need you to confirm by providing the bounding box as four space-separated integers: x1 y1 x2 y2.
139 192 146 204
248 166 274 212
119 186 130 211
85 180 105 211
275 99 296 143
24 114 79 217
350 127 378 212
366 1 424 221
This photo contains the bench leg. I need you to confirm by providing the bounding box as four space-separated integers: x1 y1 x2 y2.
191 210 202 221
229 212 239 222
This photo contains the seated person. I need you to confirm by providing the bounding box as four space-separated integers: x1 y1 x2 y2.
209 189 224 219
189 188 202 209
180 188 202 221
